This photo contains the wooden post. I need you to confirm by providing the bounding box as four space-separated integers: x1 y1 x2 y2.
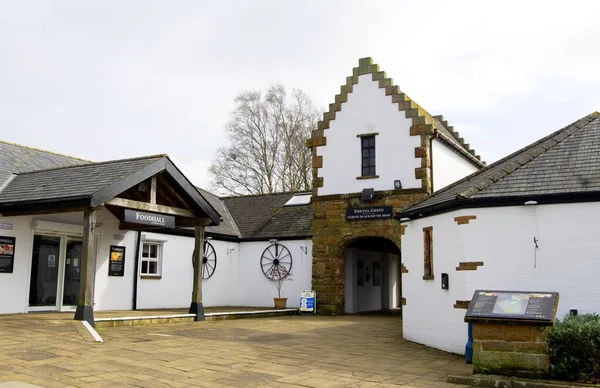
74 208 97 326
150 175 157 204
189 225 205 321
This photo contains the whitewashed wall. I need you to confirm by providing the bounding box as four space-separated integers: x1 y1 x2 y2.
319 74 421 195
402 201 600 355
431 139 480 191
135 237 312 309
0 209 136 314
237 239 313 307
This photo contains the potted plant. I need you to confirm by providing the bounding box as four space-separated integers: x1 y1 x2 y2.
267 265 292 309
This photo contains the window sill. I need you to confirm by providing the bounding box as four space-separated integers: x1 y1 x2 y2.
422 275 435 281
356 175 379 180
140 275 162 280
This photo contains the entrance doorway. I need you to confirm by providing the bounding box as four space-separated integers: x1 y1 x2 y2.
28 234 83 311
344 237 401 314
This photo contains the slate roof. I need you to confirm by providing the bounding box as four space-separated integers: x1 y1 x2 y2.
0 140 88 184
222 193 313 239
398 112 600 219
0 156 164 204
197 188 240 237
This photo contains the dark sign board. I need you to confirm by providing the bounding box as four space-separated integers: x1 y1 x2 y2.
346 206 393 221
465 290 559 322
108 245 126 277
0 236 15 273
124 209 175 228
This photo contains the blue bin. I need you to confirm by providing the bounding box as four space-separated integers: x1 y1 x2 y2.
465 322 473 364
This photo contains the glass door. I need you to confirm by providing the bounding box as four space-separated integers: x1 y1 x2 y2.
62 237 82 307
29 235 61 308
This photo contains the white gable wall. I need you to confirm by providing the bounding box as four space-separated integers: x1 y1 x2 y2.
402 201 600 355
319 74 421 195
432 139 480 191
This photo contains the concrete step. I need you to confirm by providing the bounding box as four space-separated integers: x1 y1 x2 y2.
95 308 298 328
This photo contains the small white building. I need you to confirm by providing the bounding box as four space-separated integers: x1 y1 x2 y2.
398 112 600 355
0 142 312 322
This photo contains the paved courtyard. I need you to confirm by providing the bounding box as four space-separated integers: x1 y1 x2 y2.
0 314 472 387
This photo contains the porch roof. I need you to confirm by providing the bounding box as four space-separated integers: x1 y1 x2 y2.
0 154 221 226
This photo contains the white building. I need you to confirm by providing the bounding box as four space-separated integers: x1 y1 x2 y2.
398 112 600 355
0 142 312 322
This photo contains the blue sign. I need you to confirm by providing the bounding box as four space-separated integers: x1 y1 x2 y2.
299 290 316 315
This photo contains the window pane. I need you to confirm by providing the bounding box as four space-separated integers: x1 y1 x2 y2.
369 167 376 175
362 149 369 158
362 167 369 176
362 137 369 147
149 261 158 274
369 137 375 147
141 261 148 274
369 149 375 157
369 157 375 167
150 244 158 258
142 244 149 258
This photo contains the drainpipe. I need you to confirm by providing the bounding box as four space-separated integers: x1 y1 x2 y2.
132 230 142 310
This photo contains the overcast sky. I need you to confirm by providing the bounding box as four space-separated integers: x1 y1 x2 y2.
1 1 600 190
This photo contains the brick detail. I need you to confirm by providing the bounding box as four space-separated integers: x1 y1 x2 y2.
414 146 428 158
312 155 323 169
400 225 407 236
400 264 408 274
409 124 434 136
472 323 552 378
456 261 484 271
454 300 470 309
311 190 427 315
315 177 324 188
454 215 477 225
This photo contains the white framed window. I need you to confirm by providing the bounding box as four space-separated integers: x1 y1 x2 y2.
140 242 162 277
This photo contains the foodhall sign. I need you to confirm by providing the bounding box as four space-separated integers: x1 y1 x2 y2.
346 206 393 221
124 209 175 228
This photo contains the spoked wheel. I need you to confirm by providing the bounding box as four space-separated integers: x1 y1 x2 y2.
192 241 217 279
202 241 217 279
261 243 292 279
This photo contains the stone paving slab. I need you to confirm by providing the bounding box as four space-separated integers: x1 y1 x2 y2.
0 314 472 387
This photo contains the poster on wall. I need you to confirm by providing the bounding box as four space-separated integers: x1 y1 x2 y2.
0 236 16 273
108 245 126 277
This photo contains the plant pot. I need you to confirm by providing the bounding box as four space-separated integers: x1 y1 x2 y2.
274 297 288 309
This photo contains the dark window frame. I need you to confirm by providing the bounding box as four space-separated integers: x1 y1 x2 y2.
423 226 434 280
361 135 376 177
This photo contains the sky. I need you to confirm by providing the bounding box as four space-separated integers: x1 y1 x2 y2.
1 1 600 190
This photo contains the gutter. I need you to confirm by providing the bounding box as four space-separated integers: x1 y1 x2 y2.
396 191 600 221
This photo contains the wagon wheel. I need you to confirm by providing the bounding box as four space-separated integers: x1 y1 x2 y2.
261 243 292 280
192 241 217 279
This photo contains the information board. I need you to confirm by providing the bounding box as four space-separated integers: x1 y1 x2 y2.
0 236 15 273
299 290 316 315
108 245 126 276
465 290 558 322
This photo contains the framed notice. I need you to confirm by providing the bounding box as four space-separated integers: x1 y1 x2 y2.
108 245 126 277
465 290 559 323
0 236 16 273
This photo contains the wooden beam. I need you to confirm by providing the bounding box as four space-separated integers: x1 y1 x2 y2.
74 208 96 326
150 176 157 204
105 197 196 218
175 218 213 227
189 225 205 321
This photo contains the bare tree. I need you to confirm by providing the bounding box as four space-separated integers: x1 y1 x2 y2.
209 84 319 196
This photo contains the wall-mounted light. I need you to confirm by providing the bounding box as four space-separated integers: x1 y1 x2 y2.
394 180 402 189
524 200 538 205
204 236 213 242
269 239 278 244
399 217 411 222
361 188 375 203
